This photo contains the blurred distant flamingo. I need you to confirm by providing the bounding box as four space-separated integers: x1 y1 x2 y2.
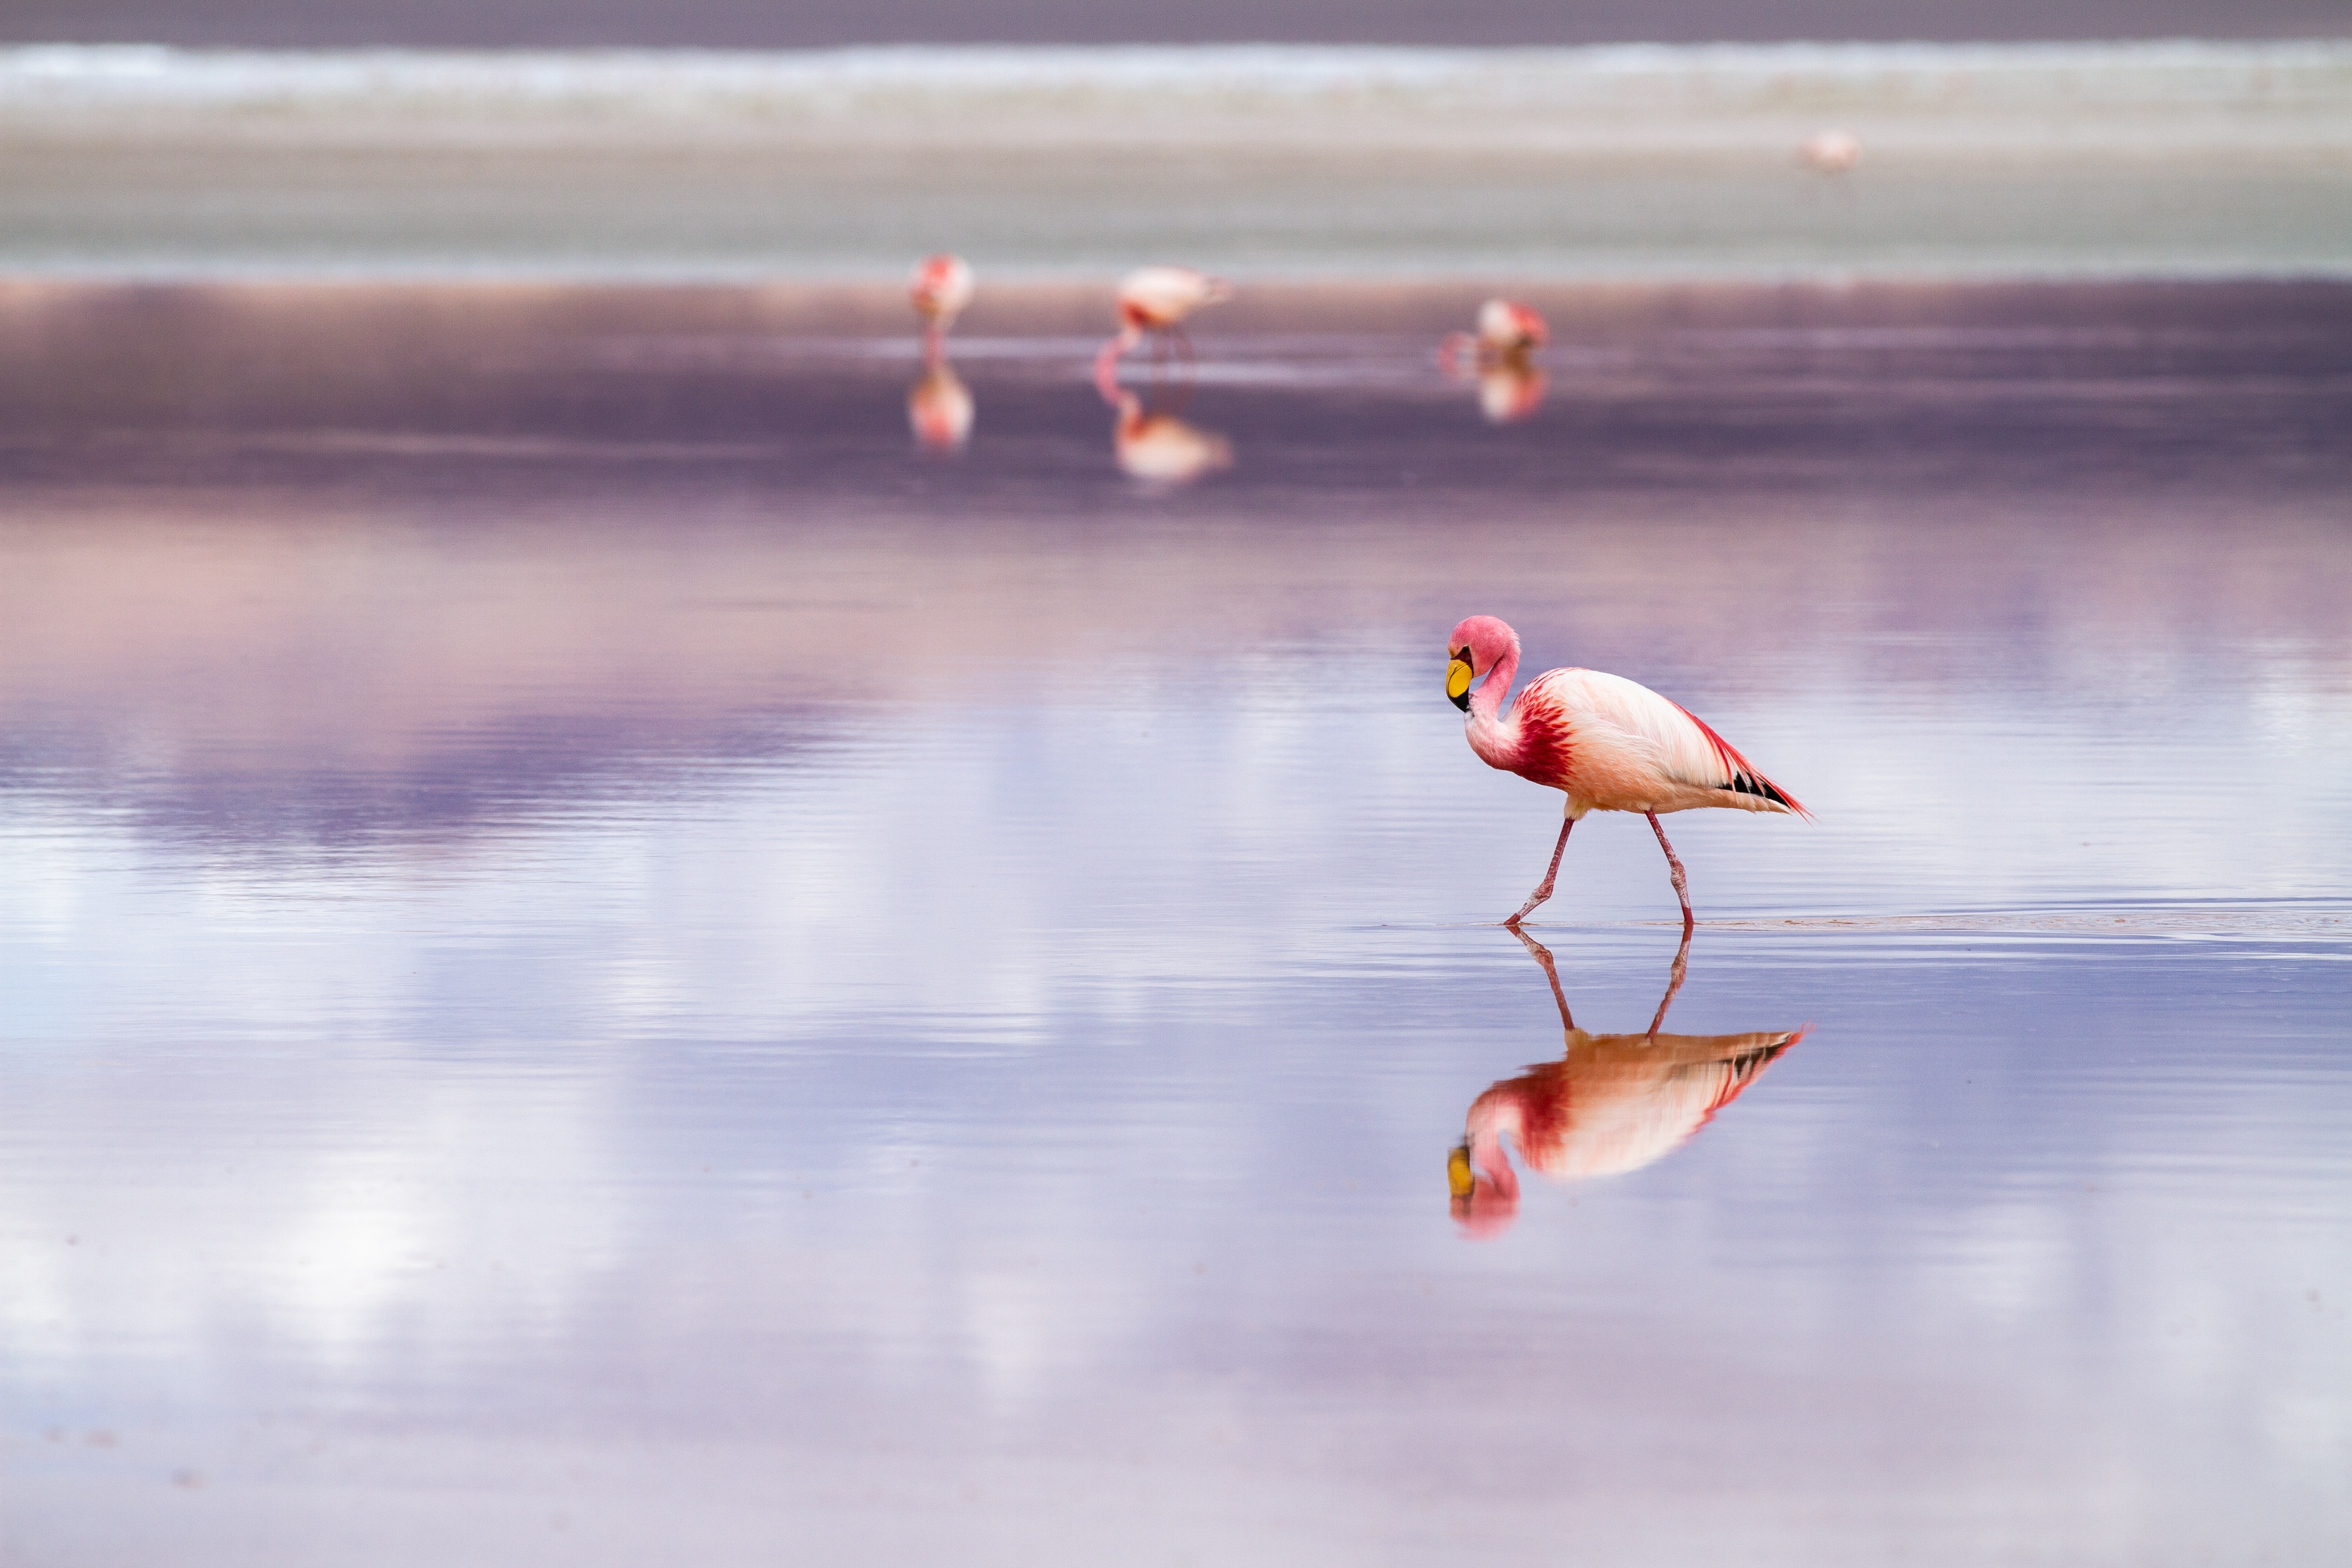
1441 298 1548 371
1799 129 1862 176
1093 266 1233 399
1442 299 1550 423
910 254 975 363
1447 615 1806 931
1448 929 1803 1236
907 361 974 453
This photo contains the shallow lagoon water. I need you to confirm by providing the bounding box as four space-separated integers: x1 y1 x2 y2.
3 282 2350 1564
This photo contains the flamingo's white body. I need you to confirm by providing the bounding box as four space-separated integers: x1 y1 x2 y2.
1444 298 1548 366
1094 266 1232 397
1441 300 1550 421
910 254 975 360
1448 614 1804 929
1474 299 1548 357
1799 129 1862 175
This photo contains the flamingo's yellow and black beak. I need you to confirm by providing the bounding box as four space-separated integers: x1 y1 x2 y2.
1447 1140 1476 1199
1446 647 1475 711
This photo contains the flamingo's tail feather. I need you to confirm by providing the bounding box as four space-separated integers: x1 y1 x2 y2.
1723 771 1806 816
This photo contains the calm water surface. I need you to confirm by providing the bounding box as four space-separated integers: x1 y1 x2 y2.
3 282 2349 1565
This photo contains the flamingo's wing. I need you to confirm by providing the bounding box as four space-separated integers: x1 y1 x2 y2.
1532 668 1807 815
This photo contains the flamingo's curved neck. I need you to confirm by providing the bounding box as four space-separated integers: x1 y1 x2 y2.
1465 637 1523 766
1474 640 1518 719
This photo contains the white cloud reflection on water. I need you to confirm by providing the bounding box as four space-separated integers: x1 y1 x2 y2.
6 646 2350 1050
5 934 2346 1564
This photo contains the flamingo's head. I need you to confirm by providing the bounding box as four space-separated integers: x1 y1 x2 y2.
910 254 974 323
1445 614 1519 710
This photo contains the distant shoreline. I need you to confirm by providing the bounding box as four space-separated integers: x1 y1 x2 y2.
9 41 2348 131
5 43 2347 282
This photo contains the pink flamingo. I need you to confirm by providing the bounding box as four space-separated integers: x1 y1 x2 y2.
1441 298 1549 372
1449 929 1802 1236
1441 300 1550 423
1799 129 1862 176
909 254 974 364
1447 615 1806 931
1093 266 1233 399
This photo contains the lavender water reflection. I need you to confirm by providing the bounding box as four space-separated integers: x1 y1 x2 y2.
2 280 2349 1568
1450 932 1802 1237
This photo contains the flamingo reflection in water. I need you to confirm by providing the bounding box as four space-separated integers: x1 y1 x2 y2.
1448 931 1803 1237
907 363 974 453
1470 361 1547 425
1108 386 1231 487
1441 299 1549 425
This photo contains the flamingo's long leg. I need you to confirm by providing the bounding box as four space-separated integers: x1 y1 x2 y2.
1646 810 1694 936
1645 926 1692 1039
1504 817 1574 928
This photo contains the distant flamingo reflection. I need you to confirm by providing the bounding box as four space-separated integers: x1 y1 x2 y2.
1108 386 1231 487
907 361 974 453
1471 361 1547 424
1448 931 1803 1237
